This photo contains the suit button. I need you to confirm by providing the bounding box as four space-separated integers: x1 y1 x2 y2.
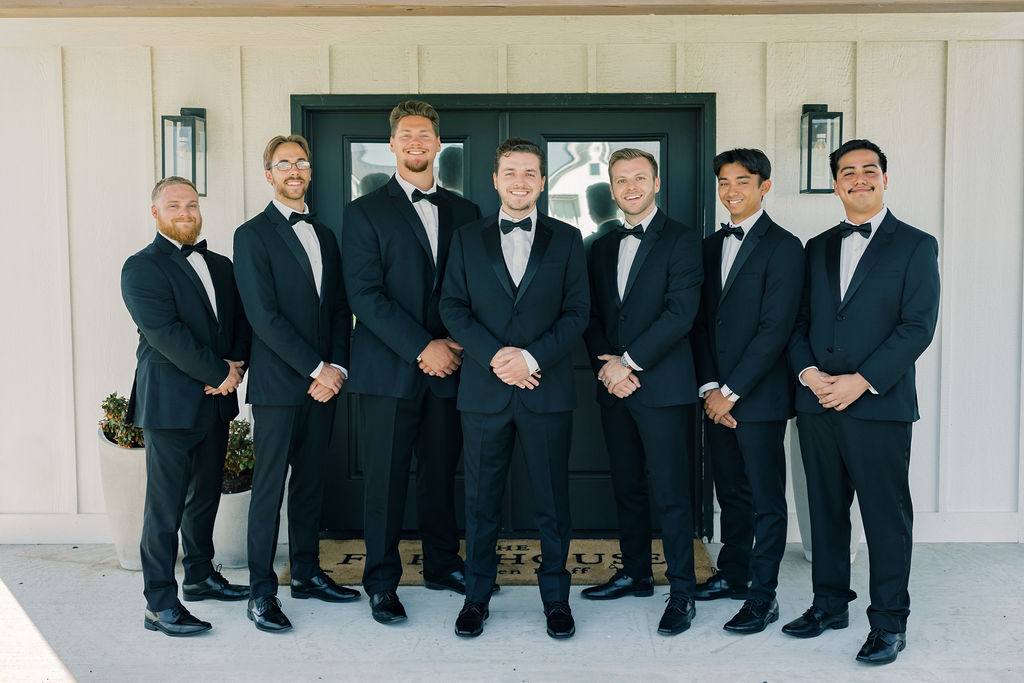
826 347 833 353
835 347 842 352
836 314 845 321
618 315 626 321
716 319 723 326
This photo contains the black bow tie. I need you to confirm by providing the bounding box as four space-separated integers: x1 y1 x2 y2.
288 211 316 226
839 221 871 239
616 224 644 239
411 189 441 205
499 217 532 234
180 240 207 257
720 223 744 240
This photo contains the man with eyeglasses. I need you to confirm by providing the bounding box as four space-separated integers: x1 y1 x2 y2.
233 134 358 633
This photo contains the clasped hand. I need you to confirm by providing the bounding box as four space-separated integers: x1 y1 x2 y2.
703 388 737 428
204 360 245 396
596 354 641 399
491 346 541 389
308 363 344 403
801 369 870 411
418 338 463 377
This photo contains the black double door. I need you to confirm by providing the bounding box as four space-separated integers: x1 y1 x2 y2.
296 94 715 538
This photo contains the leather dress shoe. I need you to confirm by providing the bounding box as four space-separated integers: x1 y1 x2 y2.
543 601 575 639
370 591 408 624
144 603 211 637
182 570 249 602
247 595 292 633
424 569 500 595
454 600 489 638
693 571 748 601
291 571 360 602
580 569 654 600
781 605 849 638
658 596 696 635
856 628 906 665
723 598 779 634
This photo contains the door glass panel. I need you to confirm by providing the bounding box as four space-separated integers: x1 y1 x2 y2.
546 141 662 238
349 141 466 199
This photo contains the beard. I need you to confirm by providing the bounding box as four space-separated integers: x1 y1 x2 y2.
157 214 202 245
401 156 431 174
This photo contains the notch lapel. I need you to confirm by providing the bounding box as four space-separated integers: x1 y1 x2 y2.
482 219 515 300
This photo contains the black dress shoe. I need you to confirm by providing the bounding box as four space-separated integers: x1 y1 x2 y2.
781 605 849 638
580 569 654 600
658 595 696 635
291 571 360 602
693 571 748 601
454 601 489 638
723 598 779 634
247 595 292 633
144 603 211 637
370 590 408 624
182 570 249 602
543 601 575 639
424 569 500 595
856 628 906 665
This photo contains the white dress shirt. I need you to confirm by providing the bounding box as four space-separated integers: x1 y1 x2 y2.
272 199 346 379
797 206 887 392
695 209 764 403
498 208 540 374
394 172 440 264
159 232 218 321
616 207 659 372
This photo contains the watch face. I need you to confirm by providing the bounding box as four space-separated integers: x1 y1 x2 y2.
621 356 630 367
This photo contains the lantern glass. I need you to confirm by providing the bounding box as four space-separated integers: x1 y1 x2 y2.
161 109 207 196
799 108 843 194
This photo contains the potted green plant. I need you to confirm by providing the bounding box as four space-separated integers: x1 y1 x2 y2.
97 392 146 570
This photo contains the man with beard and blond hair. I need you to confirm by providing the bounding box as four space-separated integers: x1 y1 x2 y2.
343 100 482 625
233 134 357 633
121 176 252 636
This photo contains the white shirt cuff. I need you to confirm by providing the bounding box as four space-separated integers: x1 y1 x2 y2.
622 352 642 371
331 363 349 379
521 349 540 375
311 361 348 379
697 381 720 399
798 366 819 386
720 384 740 403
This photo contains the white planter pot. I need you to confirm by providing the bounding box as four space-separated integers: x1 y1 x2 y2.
212 489 250 568
96 426 146 571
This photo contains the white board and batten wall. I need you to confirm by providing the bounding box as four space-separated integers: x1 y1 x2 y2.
0 14 1021 543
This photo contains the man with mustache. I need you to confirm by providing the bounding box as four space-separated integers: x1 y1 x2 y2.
343 101 482 625
121 176 251 636
233 135 357 633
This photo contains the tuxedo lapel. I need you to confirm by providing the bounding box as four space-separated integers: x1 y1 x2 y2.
155 234 218 323
515 217 552 304
720 213 769 303
387 177 435 271
825 228 843 309
840 212 896 310
274 219 318 297
621 210 663 303
482 219 515 301
434 192 455 289
602 235 623 306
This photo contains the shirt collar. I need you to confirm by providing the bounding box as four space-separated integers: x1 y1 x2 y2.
498 207 539 231
273 198 309 222
394 172 438 202
844 205 887 232
158 232 184 249
625 206 659 233
731 208 764 236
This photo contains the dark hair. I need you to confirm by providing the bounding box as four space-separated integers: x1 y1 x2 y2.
494 137 545 176
713 148 771 182
607 148 658 180
389 100 440 136
829 139 887 179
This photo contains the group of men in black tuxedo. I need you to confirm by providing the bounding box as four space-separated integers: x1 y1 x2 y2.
121 94 938 663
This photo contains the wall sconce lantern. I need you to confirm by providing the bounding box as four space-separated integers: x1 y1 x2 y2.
799 104 843 194
161 107 207 196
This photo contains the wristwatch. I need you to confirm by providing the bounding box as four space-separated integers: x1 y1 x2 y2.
620 355 630 368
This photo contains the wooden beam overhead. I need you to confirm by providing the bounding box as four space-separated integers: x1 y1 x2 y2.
2 0 1023 18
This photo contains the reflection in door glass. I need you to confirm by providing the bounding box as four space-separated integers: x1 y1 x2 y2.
349 142 465 199
546 141 661 240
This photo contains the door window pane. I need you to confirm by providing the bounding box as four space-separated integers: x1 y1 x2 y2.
349 141 465 199
546 141 662 239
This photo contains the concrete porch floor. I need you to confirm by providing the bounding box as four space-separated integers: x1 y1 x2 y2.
1 542 1021 682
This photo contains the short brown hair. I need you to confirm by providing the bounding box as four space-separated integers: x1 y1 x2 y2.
389 100 440 136
151 176 197 203
607 148 658 181
494 137 546 176
263 134 311 170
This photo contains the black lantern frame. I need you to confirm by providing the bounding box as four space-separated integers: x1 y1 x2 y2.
161 107 207 196
799 104 843 194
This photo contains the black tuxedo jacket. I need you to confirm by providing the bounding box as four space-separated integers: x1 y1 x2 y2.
439 212 589 414
121 234 251 429
692 212 804 422
233 202 350 406
342 177 481 400
583 209 703 408
788 210 940 422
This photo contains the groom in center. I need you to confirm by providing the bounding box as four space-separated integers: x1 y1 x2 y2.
440 138 590 640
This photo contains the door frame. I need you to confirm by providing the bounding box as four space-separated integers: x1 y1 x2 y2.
291 92 717 539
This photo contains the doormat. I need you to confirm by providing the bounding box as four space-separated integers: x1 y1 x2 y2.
280 539 713 586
